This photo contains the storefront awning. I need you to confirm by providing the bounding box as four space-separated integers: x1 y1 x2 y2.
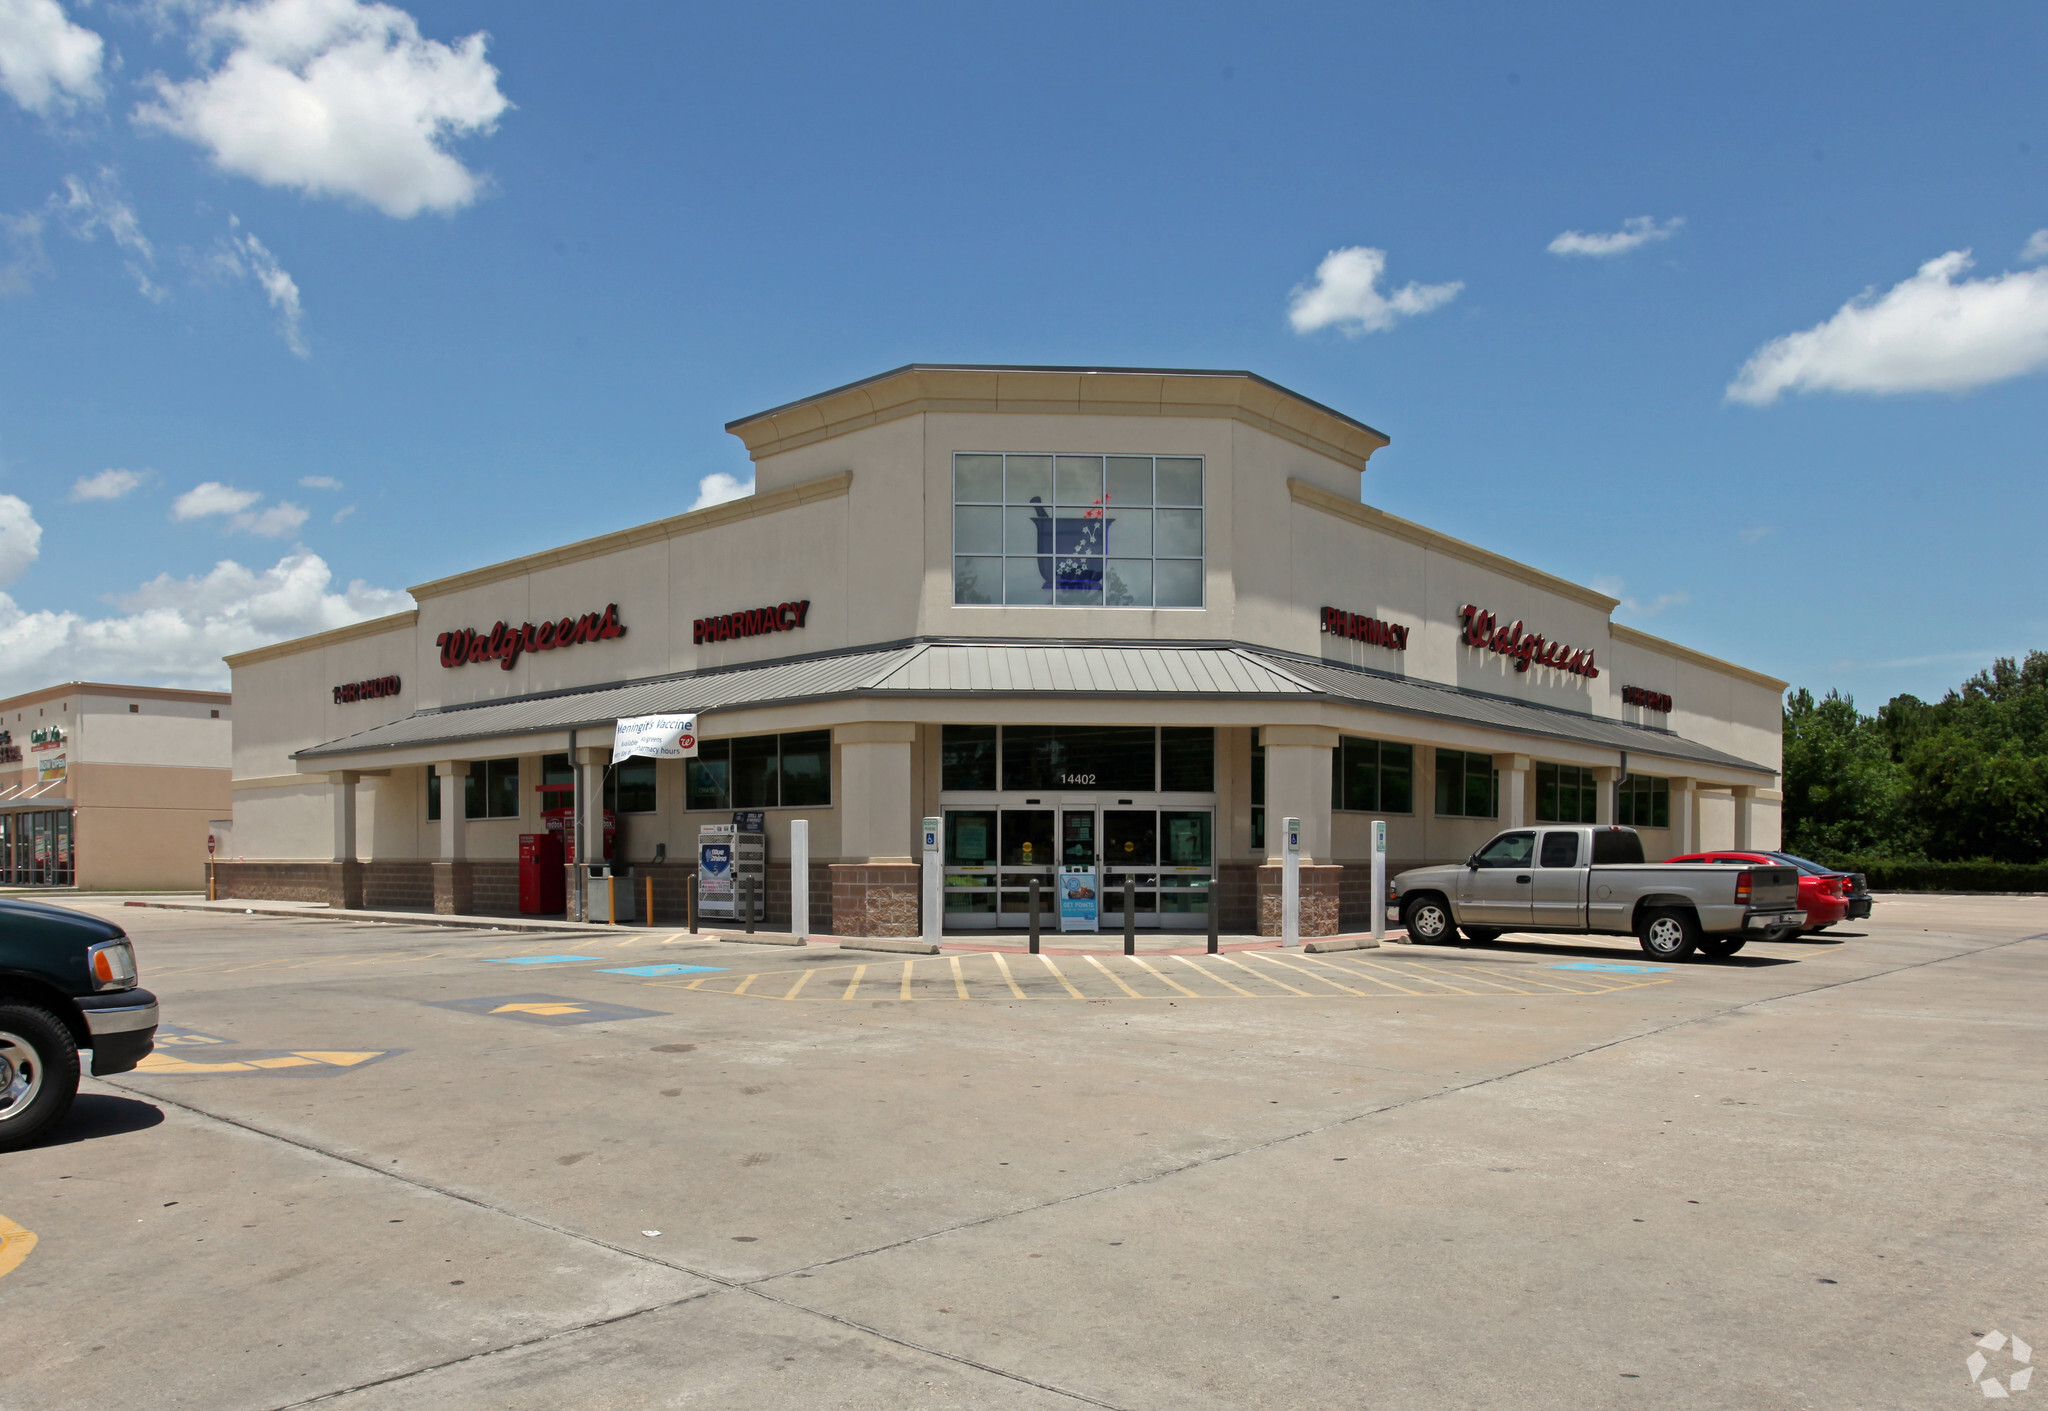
293 639 1772 776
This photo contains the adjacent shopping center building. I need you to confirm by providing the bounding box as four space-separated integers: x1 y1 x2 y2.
221 365 1786 936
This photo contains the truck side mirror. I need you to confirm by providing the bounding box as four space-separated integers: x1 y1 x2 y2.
1466 855 1480 869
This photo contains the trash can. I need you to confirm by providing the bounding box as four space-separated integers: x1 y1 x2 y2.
588 864 638 924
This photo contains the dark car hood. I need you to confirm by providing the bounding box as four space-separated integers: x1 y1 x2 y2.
0 896 126 942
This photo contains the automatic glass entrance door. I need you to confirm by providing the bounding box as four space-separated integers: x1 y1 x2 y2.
942 803 1213 931
941 808 1058 928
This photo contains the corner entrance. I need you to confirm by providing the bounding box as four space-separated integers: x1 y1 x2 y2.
940 801 1215 930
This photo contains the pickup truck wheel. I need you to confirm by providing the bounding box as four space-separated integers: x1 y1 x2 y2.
1696 937 1747 959
1402 897 1454 945
0 1003 79 1152
1638 909 1701 961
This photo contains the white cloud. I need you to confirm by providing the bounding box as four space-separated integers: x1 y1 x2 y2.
135 0 512 218
0 210 48 296
2022 229 2048 264
298 473 343 489
0 549 413 692
1593 576 1688 619
71 468 146 501
1287 246 1462 336
236 500 309 536
331 504 355 524
1727 250 2048 405
0 0 104 114
689 471 753 510
54 170 166 302
213 217 307 355
0 493 41 586
1738 524 1774 546
1547 216 1684 258
173 480 262 519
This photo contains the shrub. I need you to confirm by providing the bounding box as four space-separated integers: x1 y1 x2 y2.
1806 853 2048 893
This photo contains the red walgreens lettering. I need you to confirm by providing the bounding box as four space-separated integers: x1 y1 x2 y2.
694 598 811 645
332 675 402 704
1622 685 1674 713
1457 605 1599 678
1320 606 1409 650
436 604 625 671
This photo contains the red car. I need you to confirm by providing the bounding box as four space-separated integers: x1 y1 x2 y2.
1666 851 1850 932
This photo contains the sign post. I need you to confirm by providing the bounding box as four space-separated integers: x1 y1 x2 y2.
789 819 809 940
1282 816 1301 948
921 816 942 947
1371 818 1388 942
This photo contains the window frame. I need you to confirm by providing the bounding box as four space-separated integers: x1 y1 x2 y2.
1433 749 1500 820
1330 735 1415 814
683 732 834 812
1534 762 1599 824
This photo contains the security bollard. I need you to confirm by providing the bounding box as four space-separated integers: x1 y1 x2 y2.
1123 877 1135 956
1207 884 1219 955
1029 879 1041 955
743 876 756 934
687 874 698 933
645 875 655 928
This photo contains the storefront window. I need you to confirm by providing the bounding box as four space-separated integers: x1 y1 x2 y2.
0 810 73 885
685 733 832 810
462 759 520 820
1001 726 1155 792
1435 749 1498 819
953 453 1204 608
609 760 657 814
941 725 998 791
1251 728 1265 850
1535 762 1599 823
426 763 441 822
1332 736 1414 813
1160 727 1216 792
1616 773 1670 829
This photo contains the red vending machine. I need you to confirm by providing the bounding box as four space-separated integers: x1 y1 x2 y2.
542 807 616 862
519 832 565 914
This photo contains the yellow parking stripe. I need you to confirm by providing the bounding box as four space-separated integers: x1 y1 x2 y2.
1262 953 1373 996
1127 956 1203 998
990 952 1028 999
841 964 867 1001
899 961 915 1001
1219 954 1311 995
1082 954 1146 998
781 968 815 1001
0 1215 36 1280
1037 954 1086 999
1172 955 1256 996
949 955 971 1000
731 971 758 997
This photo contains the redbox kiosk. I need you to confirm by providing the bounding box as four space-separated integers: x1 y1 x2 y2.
518 832 565 914
541 806 615 862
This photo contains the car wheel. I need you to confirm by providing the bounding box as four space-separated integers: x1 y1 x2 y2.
0 1003 80 1152
1402 897 1454 945
1459 927 1502 945
1638 908 1701 961
1696 937 1747 959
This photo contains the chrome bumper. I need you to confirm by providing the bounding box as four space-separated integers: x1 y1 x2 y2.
84 998 160 1036
1744 910 1807 931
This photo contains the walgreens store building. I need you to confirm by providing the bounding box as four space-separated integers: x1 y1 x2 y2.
221 366 1785 938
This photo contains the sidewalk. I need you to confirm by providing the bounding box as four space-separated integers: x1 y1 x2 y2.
118 897 1395 954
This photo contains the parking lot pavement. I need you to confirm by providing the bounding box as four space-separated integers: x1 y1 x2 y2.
1 894 2042 1409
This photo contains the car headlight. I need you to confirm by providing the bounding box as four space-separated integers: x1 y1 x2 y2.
86 938 138 991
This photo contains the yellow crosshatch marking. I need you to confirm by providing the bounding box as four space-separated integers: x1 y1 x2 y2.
491 1002 586 1016
645 951 1679 1003
135 1050 389 1074
0 1215 36 1280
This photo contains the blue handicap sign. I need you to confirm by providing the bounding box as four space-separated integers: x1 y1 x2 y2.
1549 961 1667 974
485 954 601 966
597 964 726 977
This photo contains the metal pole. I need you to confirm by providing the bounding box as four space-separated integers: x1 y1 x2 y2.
743 874 755 933
1029 879 1041 955
1370 819 1387 943
790 819 810 941
1282 816 1301 949
607 868 617 925
1123 876 1134 956
1207 878 1218 954
645 874 655 928
687 873 698 933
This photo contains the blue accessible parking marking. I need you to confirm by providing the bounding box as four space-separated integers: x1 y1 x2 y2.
484 955 601 966
1550 961 1667 974
596 964 726 977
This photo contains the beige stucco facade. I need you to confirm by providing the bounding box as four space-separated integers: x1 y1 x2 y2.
0 682 232 891
223 366 1786 933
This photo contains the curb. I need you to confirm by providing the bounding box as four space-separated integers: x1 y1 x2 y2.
716 933 808 947
124 900 596 935
838 937 942 955
1304 937 1382 953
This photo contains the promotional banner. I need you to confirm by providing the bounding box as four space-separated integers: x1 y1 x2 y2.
612 714 697 763
1059 866 1099 933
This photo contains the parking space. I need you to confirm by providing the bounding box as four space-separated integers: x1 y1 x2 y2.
0 893 2042 1409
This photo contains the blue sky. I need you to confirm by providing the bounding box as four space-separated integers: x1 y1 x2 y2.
0 0 2043 709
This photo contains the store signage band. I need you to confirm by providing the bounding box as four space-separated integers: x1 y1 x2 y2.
333 675 401 704
1320 606 1409 650
695 599 809 644
1622 685 1674 713
1458 604 1599 677
28 726 65 752
437 604 626 671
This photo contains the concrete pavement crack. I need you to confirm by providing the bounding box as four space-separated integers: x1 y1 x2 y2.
106 928 2038 1411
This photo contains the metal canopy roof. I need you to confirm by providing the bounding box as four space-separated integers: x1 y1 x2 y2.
294 639 1770 775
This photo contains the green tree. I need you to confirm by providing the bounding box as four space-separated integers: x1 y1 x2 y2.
1893 652 2048 863
1781 688 1915 857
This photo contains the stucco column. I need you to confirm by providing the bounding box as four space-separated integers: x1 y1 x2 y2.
433 761 471 916
1593 765 1622 826
575 746 608 864
1731 784 1757 851
1670 777 1698 857
1258 725 1340 937
1494 753 1532 829
437 762 467 860
832 724 920 937
329 772 359 862
328 771 364 910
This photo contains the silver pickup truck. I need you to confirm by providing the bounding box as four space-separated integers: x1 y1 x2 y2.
1389 824 1805 960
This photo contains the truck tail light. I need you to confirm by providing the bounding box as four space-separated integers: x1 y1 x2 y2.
1735 873 1753 903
